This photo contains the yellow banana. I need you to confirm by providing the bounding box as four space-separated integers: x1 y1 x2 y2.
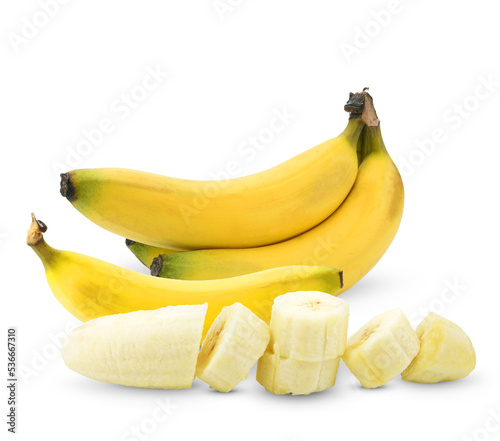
153 122 404 294
125 239 180 268
27 215 343 337
60 109 364 250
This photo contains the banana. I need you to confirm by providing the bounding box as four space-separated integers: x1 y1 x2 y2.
268 291 349 361
126 239 179 268
257 349 341 396
196 303 270 392
60 98 366 250
153 120 404 295
342 308 420 388
61 305 207 388
256 291 349 395
27 214 343 338
401 313 476 383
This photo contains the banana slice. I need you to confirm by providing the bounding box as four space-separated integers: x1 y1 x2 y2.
257 345 341 395
61 304 207 389
269 291 349 361
342 308 419 388
196 303 270 392
256 291 348 395
401 313 476 383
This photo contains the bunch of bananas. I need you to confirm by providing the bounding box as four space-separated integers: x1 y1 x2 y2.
29 90 478 394
29 89 404 332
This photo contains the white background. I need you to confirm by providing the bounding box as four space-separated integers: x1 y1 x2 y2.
1 1 499 440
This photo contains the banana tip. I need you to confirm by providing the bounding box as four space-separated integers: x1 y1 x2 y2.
150 255 163 277
60 173 77 201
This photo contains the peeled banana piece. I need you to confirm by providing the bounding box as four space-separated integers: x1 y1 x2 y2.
61 305 207 388
257 348 341 396
401 313 476 383
342 308 420 388
196 303 270 392
257 291 349 395
269 290 350 361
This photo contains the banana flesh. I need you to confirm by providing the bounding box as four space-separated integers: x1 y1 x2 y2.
257 291 349 395
61 305 207 388
257 349 341 395
342 308 420 388
196 303 270 392
401 313 476 383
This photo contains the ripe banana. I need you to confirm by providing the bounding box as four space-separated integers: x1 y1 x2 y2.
196 303 270 392
342 308 420 388
257 351 341 396
153 122 404 295
27 215 343 338
126 239 179 268
60 108 365 250
61 305 207 388
257 291 349 395
401 313 476 383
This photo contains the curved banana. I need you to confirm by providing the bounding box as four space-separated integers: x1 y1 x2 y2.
153 123 404 294
60 112 364 250
125 239 179 268
27 215 343 337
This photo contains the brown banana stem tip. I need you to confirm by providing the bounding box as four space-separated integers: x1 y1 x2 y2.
344 88 380 127
60 173 77 201
27 213 47 246
125 239 135 247
150 255 163 277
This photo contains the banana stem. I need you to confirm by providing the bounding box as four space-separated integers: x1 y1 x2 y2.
27 214 58 264
364 125 388 155
344 89 380 127
342 117 365 143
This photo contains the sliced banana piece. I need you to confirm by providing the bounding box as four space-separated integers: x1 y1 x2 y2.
401 313 476 383
342 308 419 388
257 291 348 395
196 303 270 392
257 345 341 395
61 304 207 389
270 291 349 361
